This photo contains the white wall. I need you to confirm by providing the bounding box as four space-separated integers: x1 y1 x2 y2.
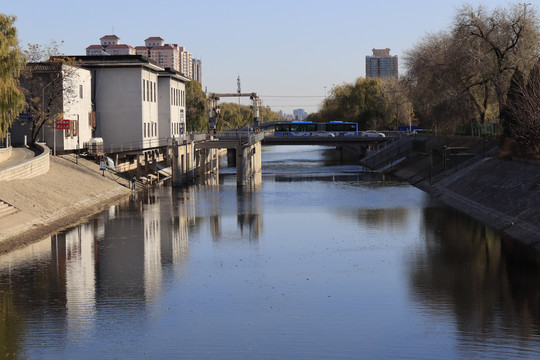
158 76 186 141
94 66 159 149
61 66 93 151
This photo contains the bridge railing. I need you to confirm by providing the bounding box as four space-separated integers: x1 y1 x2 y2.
216 130 265 145
99 133 211 154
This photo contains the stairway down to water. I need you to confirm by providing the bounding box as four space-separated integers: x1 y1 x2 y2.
0 200 18 219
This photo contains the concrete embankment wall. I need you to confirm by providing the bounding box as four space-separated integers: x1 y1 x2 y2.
0 147 12 163
378 136 540 247
0 143 49 181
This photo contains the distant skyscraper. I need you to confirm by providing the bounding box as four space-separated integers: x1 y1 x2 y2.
192 59 202 84
293 109 308 120
365 48 398 79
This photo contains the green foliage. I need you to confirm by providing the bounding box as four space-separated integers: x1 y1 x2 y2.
0 14 26 137
185 80 207 131
216 102 282 130
218 102 251 130
318 77 391 130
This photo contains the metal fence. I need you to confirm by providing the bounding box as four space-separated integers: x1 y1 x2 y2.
0 134 11 148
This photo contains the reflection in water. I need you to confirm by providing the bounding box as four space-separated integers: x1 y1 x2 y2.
410 206 540 358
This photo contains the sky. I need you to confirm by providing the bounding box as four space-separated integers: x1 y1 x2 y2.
3 0 528 114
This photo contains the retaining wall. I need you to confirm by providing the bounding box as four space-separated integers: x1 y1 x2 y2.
0 147 12 163
0 144 50 181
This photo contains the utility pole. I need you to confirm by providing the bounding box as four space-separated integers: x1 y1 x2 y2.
237 75 241 104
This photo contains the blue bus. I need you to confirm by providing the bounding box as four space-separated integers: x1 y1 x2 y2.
273 121 358 137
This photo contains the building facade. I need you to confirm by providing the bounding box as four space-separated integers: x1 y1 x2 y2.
12 62 93 152
158 69 189 141
365 48 398 79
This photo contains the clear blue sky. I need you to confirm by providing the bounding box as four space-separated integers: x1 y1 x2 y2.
4 0 524 114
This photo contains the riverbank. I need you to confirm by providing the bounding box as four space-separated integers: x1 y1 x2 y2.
386 150 540 247
0 154 131 253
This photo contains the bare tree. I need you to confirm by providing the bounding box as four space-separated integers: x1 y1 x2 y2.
403 4 540 132
500 62 540 158
18 54 80 145
453 3 540 113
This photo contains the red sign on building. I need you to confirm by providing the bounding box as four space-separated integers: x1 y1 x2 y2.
56 119 71 130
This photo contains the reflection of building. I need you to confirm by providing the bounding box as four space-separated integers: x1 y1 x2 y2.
366 48 398 79
64 224 96 336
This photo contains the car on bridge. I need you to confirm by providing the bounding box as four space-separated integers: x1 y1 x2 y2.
360 130 385 138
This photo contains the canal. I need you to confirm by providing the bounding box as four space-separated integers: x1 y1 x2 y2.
1 145 539 359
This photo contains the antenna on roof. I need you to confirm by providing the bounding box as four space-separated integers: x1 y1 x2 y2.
112 26 115 35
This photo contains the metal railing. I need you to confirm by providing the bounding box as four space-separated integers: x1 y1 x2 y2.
0 134 11 148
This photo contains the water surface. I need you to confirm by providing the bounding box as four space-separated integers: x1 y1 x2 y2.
1 145 539 359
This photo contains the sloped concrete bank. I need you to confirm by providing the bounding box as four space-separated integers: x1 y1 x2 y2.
0 154 131 254
388 155 540 248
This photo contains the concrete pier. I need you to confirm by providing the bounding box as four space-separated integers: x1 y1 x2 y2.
187 131 264 187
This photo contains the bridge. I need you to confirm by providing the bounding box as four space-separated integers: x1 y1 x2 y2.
261 133 388 146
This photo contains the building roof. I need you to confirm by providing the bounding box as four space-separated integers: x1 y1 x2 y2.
145 37 164 41
86 45 104 49
135 46 148 50
105 44 134 49
100 35 120 40
159 68 191 83
60 55 164 71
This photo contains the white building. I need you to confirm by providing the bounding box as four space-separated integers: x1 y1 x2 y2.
158 69 189 141
13 62 93 152
76 56 162 150
75 55 189 151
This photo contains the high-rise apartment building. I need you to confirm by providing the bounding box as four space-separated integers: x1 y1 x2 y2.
179 47 192 79
86 36 202 83
192 59 202 83
365 48 398 79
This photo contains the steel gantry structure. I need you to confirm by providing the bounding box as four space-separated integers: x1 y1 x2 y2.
207 92 260 132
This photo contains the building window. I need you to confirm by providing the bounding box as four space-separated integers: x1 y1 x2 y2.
79 85 83 99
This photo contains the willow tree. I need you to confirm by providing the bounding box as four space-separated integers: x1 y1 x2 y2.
0 14 26 138
185 80 207 131
319 77 388 130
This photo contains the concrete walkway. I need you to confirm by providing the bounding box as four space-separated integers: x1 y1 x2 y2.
0 147 37 170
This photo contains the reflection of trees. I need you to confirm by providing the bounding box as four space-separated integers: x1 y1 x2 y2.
354 208 409 229
0 286 24 356
410 206 540 353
